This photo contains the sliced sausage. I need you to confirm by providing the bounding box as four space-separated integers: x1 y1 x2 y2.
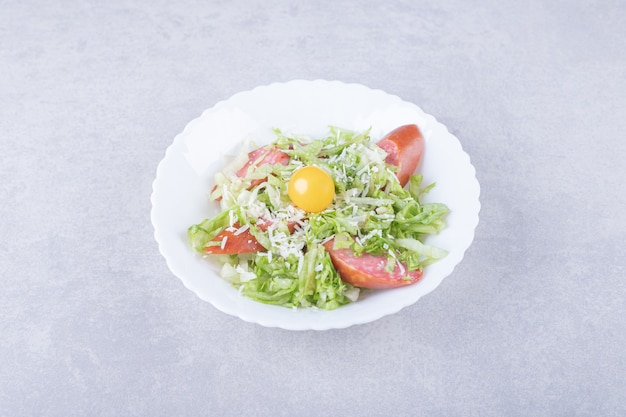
323 238 423 289
213 145 290 199
204 221 298 254
235 145 290 189
204 223 266 254
376 124 424 187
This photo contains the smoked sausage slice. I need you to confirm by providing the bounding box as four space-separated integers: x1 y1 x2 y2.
205 223 266 254
323 238 423 289
376 124 424 187
213 145 290 199
235 145 290 189
204 221 298 254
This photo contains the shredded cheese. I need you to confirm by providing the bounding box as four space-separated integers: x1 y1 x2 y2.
233 224 249 235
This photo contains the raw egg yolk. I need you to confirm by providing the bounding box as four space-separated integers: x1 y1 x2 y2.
288 166 335 213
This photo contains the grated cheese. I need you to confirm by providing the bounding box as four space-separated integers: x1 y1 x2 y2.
233 224 249 235
396 259 406 275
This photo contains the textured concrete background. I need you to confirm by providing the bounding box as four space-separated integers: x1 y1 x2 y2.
1 1 625 416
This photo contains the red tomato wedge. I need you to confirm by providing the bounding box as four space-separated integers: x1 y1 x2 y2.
323 238 423 289
376 124 424 187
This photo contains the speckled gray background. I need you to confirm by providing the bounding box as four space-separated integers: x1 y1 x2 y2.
1 0 625 416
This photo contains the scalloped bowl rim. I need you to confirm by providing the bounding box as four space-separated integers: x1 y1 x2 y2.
151 79 480 330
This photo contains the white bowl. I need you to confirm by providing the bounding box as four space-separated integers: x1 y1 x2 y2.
151 80 480 330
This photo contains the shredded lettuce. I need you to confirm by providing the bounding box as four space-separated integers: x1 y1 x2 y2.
188 127 449 309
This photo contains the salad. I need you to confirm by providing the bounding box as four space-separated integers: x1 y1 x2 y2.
188 125 449 310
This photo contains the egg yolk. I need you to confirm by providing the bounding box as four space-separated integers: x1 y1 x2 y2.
287 166 335 213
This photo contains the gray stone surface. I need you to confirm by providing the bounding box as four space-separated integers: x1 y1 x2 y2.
1 1 624 416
